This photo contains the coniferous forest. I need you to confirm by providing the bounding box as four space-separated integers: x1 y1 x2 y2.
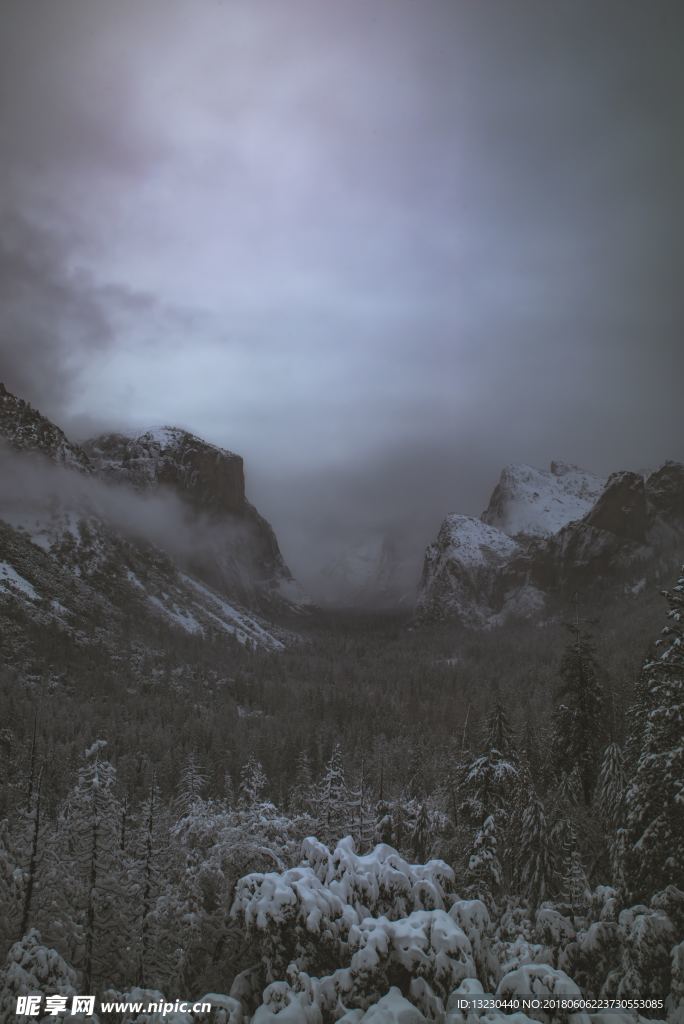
1 569 681 1021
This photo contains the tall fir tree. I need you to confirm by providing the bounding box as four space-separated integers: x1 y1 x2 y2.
484 701 515 756
467 815 502 904
553 618 606 805
624 568 684 898
316 745 352 845
289 750 314 814
175 753 207 816
517 790 555 910
63 743 133 991
239 756 268 808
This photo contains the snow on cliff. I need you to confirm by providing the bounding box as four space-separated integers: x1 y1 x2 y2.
482 461 605 539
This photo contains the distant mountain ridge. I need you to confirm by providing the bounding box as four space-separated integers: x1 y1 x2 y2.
0 383 306 661
417 459 684 627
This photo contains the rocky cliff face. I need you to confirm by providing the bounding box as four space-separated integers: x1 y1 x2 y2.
0 384 306 660
82 427 301 606
83 427 245 512
0 382 90 470
418 460 684 627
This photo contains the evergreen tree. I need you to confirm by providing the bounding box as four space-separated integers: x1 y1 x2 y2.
553 619 605 805
460 749 519 825
18 763 45 940
316 745 351 845
134 777 177 990
520 717 542 780
625 569 684 897
517 790 554 910
411 802 430 864
175 753 207 816
289 750 314 813
63 742 133 991
239 756 268 807
350 759 375 852
0 820 22 955
565 848 591 912
484 701 515 756
597 742 626 828
467 815 502 903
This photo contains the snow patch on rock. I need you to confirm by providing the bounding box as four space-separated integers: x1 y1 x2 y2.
482 462 605 539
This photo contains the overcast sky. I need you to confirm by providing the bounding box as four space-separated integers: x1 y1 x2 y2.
1 0 682 586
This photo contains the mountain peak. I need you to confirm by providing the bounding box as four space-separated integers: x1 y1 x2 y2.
481 461 604 538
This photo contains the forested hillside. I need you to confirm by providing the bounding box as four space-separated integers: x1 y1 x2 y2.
1 570 681 1021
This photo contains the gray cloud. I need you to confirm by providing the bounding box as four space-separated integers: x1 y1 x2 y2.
1 0 682 593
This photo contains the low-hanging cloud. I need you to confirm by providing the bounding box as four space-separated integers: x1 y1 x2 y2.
0 446 265 583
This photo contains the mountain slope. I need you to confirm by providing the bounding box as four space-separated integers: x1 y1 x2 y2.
0 382 90 470
0 383 303 663
418 460 684 628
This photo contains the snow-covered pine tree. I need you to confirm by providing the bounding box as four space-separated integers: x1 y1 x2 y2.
553 619 606 805
597 741 627 887
518 790 555 911
467 814 502 904
460 748 519 826
239 755 268 808
598 742 626 828
316 744 352 846
565 848 591 913
63 741 134 991
224 770 236 807
350 758 375 852
625 568 684 898
175 752 207 816
134 777 178 990
551 814 590 912
0 931 77 1021
411 801 431 864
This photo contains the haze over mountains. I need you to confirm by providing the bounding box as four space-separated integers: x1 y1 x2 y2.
1 382 681 644
0 382 307 657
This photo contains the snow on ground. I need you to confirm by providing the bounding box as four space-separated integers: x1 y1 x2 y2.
180 573 285 651
0 561 39 601
147 595 203 635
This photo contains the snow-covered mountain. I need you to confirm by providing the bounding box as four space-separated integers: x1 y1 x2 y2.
82 426 307 608
481 461 605 537
418 460 684 627
0 384 305 660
